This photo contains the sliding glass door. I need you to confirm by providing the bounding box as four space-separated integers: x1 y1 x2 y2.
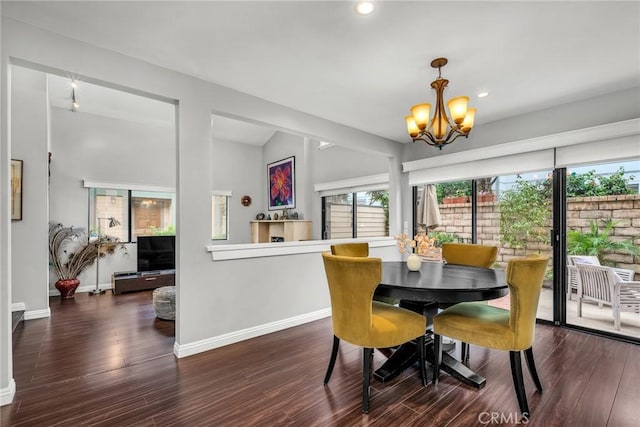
563 160 640 339
418 170 554 321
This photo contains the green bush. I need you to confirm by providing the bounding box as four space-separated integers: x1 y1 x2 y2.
436 181 471 204
428 231 459 247
567 167 634 197
498 177 551 250
567 219 639 265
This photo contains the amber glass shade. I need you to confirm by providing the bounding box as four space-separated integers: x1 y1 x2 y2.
447 96 469 124
461 108 477 132
406 115 420 137
410 103 430 130
431 116 448 140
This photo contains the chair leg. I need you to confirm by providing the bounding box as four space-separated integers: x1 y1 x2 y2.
577 298 582 317
433 334 442 385
416 334 427 387
362 348 372 413
614 305 621 330
323 336 340 385
509 351 529 418
524 347 543 393
461 342 470 364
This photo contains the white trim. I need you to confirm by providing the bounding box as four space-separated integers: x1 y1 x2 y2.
11 302 25 312
212 190 232 197
49 283 112 296
24 308 51 320
314 173 389 193
173 308 331 358
0 379 16 406
403 118 640 172
207 237 395 261
83 180 175 193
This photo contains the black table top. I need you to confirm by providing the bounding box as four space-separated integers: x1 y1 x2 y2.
375 261 508 304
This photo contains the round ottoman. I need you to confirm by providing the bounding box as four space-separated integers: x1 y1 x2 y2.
152 286 176 320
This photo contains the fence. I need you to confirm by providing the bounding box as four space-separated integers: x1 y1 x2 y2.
435 194 640 275
327 203 387 238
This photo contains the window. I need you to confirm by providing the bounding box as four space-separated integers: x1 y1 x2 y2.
323 190 389 239
212 193 230 240
131 191 175 238
89 187 175 243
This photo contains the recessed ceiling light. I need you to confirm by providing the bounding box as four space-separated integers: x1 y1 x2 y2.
355 1 374 15
71 81 77 89
477 92 489 98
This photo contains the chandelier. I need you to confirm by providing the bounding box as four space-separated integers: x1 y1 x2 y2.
405 58 476 149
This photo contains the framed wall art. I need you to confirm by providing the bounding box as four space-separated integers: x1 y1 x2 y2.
11 159 23 220
267 156 295 211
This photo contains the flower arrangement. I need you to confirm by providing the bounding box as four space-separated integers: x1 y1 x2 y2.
394 233 438 256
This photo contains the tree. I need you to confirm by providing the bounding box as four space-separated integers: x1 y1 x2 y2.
498 177 551 250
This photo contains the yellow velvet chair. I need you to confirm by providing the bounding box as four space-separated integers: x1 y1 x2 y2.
441 243 499 362
321 252 428 413
441 243 498 268
330 242 369 257
433 255 549 418
331 243 398 306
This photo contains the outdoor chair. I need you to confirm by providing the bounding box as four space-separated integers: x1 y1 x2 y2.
575 263 640 330
567 255 634 301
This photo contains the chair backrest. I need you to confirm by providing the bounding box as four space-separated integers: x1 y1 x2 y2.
330 242 369 257
575 264 617 303
442 243 498 268
321 252 380 344
568 255 600 266
506 255 549 349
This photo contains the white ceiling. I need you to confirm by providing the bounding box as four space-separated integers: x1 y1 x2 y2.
4 1 639 145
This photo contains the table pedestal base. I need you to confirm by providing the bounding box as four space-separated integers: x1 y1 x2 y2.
373 340 486 389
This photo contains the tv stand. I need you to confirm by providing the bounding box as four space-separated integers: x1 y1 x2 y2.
112 270 175 294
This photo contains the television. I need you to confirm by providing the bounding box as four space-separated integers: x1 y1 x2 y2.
137 235 175 272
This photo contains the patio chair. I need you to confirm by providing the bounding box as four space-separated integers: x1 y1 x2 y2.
575 264 640 330
567 255 635 301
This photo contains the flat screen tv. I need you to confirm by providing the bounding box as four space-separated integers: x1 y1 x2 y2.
137 235 175 272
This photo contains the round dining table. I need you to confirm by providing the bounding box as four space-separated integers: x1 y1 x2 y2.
373 261 508 388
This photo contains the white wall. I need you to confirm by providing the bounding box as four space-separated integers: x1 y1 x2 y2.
211 138 263 244
10 66 49 316
262 131 307 215
313 143 389 184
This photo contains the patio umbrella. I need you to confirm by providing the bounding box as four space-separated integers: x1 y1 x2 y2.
417 184 441 231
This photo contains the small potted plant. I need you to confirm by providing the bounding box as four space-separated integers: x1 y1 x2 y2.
49 222 125 299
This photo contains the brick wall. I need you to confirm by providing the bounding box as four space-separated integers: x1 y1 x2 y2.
434 194 640 276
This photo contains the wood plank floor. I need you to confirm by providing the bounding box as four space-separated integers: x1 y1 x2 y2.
1 291 639 426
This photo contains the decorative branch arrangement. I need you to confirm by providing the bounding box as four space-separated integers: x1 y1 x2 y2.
48 222 125 280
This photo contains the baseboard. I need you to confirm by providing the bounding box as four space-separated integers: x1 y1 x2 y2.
11 302 25 312
24 308 51 320
0 379 16 406
49 283 112 296
174 307 331 358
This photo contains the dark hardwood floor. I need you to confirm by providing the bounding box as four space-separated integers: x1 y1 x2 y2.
2 291 638 426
